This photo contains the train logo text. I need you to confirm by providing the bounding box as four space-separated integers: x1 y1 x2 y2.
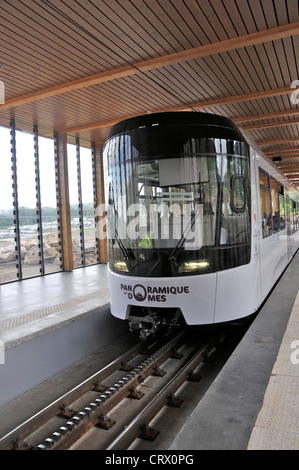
120 283 189 303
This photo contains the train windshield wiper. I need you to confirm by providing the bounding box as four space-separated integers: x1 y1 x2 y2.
168 207 200 262
105 211 135 261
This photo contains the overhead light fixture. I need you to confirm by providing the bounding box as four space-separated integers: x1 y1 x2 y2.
272 156 282 164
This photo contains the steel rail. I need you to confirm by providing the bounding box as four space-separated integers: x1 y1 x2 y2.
42 331 186 450
0 339 146 450
106 337 215 450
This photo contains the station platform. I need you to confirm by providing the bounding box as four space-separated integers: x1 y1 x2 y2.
0 263 128 407
171 251 299 450
0 254 299 449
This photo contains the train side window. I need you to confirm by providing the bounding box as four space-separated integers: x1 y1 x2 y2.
259 168 272 238
290 200 298 233
286 195 291 235
278 184 285 230
291 201 294 233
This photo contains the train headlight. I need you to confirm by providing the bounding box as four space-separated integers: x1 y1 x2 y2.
114 261 129 273
178 260 210 273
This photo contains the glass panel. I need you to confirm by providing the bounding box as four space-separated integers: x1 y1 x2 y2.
39 136 62 274
107 156 219 254
278 184 285 230
295 202 299 231
270 177 279 232
80 146 97 265
290 199 295 233
0 126 17 283
230 176 245 212
259 168 272 238
16 130 41 278
286 195 292 235
221 156 250 245
105 143 251 277
67 143 82 267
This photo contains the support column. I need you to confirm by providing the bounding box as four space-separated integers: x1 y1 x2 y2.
94 143 108 263
55 133 73 271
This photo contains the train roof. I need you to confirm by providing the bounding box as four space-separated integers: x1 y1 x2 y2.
106 111 299 202
107 111 247 144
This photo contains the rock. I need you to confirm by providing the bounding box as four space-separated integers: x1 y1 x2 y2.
0 244 26 263
46 233 60 248
20 245 27 260
24 245 58 265
20 240 33 251
0 248 16 264
24 246 40 265
85 241 96 254
44 246 58 263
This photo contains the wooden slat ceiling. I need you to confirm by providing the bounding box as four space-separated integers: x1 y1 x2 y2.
0 0 299 185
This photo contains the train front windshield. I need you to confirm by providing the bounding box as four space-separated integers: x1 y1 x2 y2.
104 136 251 277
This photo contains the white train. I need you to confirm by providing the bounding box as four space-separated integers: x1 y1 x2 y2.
103 112 299 338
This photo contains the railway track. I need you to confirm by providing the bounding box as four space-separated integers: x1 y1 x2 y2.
0 326 233 451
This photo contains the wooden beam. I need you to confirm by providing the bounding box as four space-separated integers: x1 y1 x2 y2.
277 162 299 169
94 144 108 263
257 137 299 146
56 86 292 136
242 118 299 130
57 133 73 271
57 116 135 136
194 87 292 110
265 147 299 155
155 86 292 112
1 21 299 111
234 108 299 124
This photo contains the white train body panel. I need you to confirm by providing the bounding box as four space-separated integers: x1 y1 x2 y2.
109 264 259 325
109 270 216 325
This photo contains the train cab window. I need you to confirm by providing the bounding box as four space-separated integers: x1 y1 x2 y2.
278 184 285 230
105 129 251 276
259 168 272 238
